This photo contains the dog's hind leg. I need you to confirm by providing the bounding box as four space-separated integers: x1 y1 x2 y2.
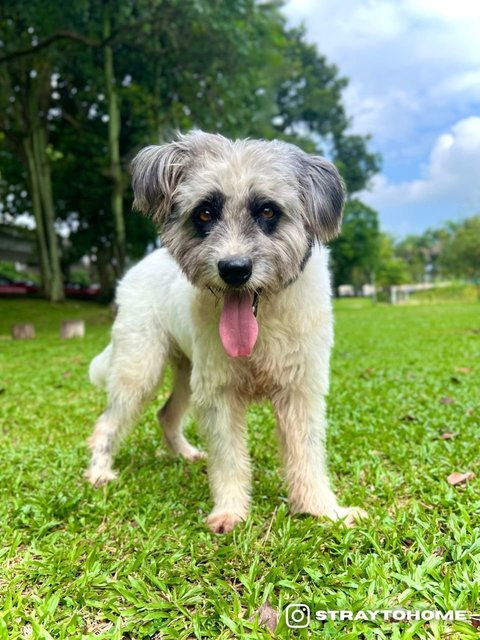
157 356 205 461
85 330 169 486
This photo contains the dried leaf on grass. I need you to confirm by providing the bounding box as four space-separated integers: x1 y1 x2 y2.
249 602 279 632
455 367 472 374
447 471 475 486
438 431 457 440
470 615 480 629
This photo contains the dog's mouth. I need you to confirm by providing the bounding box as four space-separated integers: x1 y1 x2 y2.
218 290 259 358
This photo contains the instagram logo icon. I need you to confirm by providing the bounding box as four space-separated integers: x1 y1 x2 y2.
285 604 311 628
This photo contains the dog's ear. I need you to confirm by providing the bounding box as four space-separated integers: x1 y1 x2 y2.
130 140 191 223
297 154 345 243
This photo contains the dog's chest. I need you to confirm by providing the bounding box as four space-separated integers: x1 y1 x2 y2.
189 285 330 400
235 323 308 398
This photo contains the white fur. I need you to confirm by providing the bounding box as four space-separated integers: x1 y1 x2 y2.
85 246 365 531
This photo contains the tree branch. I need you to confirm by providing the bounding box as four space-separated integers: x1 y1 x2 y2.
0 31 101 64
0 10 171 65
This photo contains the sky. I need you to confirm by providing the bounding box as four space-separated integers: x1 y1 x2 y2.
284 0 480 236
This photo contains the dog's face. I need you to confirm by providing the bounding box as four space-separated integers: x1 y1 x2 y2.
131 131 344 357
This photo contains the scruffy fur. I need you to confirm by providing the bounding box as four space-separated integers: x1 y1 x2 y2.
85 131 366 533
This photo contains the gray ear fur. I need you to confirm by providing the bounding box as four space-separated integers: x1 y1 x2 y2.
130 139 191 222
297 154 346 242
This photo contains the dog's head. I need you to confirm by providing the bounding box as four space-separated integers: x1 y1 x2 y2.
131 131 345 357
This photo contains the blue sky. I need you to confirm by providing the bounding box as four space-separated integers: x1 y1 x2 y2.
284 0 480 236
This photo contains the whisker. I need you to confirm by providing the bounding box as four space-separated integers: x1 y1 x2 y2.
207 286 220 300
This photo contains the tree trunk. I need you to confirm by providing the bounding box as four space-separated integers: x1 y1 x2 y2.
103 5 126 277
22 137 52 297
32 124 64 301
370 270 377 305
95 247 115 301
26 87 64 302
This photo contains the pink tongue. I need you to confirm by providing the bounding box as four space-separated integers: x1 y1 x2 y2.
219 291 258 357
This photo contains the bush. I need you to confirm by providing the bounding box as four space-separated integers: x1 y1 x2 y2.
0 260 39 283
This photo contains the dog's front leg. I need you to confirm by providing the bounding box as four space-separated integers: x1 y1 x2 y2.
274 391 366 526
197 391 251 534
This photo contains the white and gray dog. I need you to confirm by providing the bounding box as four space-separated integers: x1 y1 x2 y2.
85 131 366 533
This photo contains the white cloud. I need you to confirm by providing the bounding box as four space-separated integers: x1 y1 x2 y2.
343 85 421 145
362 117 480 212
403 0 480 22
284 0 480 145
429 71 480 102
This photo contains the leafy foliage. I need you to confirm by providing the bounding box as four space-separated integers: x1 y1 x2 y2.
330 198 381 289
0 0 380 298
439 216 480 281
330 208 480 291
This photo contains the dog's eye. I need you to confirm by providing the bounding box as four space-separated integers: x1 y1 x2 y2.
192 199 223 238
197 209 213 223
251 201 282 235
259 207 275 220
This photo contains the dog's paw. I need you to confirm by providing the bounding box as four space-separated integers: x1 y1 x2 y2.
206 511 244 534
178 443 207 462
84 467 118 487
327 506 368 528
156 444 207 462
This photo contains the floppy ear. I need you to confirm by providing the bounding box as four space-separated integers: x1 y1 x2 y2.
130 140 191 223
297 154 346 243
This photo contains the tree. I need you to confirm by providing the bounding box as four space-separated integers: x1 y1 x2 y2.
51 0 288 296
329 199 381 290
1 1 381 300
0 1 72 300
439 216 480 283
332 133 380 195
394 234 430 283
375 234 409 287
101 0 126 274
394 227 449 283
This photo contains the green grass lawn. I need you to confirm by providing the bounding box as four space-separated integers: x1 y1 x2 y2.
0 297 479 639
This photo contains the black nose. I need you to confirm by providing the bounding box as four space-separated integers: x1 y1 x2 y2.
218 256 253 286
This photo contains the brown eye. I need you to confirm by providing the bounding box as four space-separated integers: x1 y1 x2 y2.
260 207 275 219
198 209 212 222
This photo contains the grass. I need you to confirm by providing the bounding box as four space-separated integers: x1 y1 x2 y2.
0 297 479 639
405 283 479 304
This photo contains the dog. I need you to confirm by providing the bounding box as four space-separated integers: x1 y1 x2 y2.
85 131 366 533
